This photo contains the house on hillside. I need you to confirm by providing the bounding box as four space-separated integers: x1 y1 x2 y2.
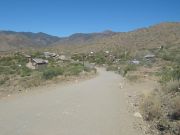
31 58 48 69
43 52 56 58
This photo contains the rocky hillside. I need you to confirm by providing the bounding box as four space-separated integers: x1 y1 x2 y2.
54 22 180 53
0 31 60 51
0 22 180 52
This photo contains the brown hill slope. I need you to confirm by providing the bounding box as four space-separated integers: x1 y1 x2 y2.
0 22 180 52
0 31 60 51
53 22 180 53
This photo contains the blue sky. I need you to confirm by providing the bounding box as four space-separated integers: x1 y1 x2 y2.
0 0 180 36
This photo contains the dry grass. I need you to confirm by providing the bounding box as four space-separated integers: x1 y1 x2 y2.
164 80 180 93
140 80 180 134
168 96 180 121
140 92 162 121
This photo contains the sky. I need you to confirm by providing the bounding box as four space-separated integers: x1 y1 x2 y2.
0 0 180 36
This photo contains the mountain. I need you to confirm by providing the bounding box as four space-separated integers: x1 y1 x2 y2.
52 31 117 46
54 22 180 52
0 30 116 51
0 22 180 52
0 31 60 51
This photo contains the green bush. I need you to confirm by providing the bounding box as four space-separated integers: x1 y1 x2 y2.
0 54 28 75
106 65 118 71
164 80 180 93
64 63 84 76
172 66 180 81
159 66 180 84
71 54 84 61
95 55 106 65
20 67 32 77
42 67 64 80
168 96 180 120
0 76 10 85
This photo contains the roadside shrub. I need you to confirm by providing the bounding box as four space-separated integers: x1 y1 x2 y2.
122 64 137 77
141 84 180 134
71 53 84 61
140 93 162 121
126 75 138 82
20 67 32 77
83 67 90 72
64 63 84 76
0 76 10 85
95 55 106 65
160 66 180 84
42 67 64 79
106 65 118 71
0 54 28 75
19 72 42 88
168 96 180 120
160 52 174 61
164 80 180 93
172 66 180 81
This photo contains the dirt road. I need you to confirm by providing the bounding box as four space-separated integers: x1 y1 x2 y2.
0 68 143 135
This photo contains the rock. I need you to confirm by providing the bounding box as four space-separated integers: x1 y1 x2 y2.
134 112 143 118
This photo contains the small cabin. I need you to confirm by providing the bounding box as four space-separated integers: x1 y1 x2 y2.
31 58 48 69
44 52 56 58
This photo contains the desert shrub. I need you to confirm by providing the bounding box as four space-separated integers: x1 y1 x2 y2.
160 52 174 61
168 96 180 120
164 80 180 93
42 67 64 79
141 82 180 134
64 63 84 76
0 76 10 85
126 75 138 82
160 66 180 84
71 53 84 61
83 67 91 72
122 64 137 77
106 65 118 71
174 54 180 64
0 54 29 75
159 67 173 83
156 118 170 132
31 51 42 58
19 73 42 88
172 66 180 81
20 67 32 77
140 93 162 121
0 79 5 85
94 54 106 65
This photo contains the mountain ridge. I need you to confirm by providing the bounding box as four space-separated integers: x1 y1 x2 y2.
0 22 180 51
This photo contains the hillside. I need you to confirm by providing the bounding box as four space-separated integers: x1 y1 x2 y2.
0 31 60 51
0 22 180 52
54 22 180 53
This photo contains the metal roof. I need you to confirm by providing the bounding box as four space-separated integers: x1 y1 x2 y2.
32 58 47 64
